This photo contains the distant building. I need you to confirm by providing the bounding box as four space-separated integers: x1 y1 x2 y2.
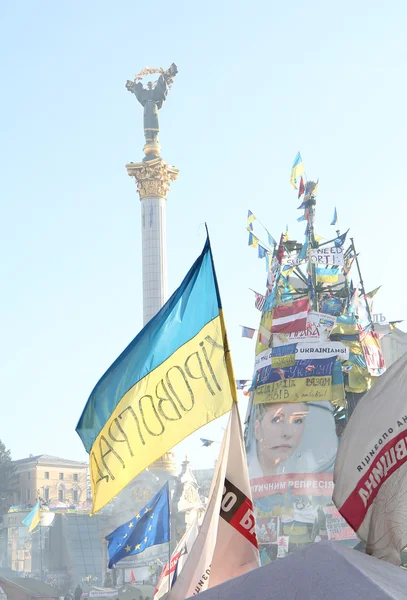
12 455 88 506
2 451 206 593
376 325 407 368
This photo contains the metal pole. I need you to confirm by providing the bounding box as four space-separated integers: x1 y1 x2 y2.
167 491 172 594
39 521 43 582
308 197 319 311
350 238 374 331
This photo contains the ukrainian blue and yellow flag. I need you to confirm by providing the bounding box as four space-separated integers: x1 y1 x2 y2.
22 502 41 533
330 207 338 226
247 210 256 231
290 152 305 189
76 236 237 514
316 267 339 283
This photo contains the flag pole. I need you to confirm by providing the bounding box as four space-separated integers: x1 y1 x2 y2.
38 495 43 582
350 237 374 331
307 188 319 311
168 482 171 595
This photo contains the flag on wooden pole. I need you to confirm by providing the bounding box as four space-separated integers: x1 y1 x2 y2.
167 403 260 599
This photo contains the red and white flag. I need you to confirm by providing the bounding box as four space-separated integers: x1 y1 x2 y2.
154 512 201 600
270 298 309 334
333 353 407 565
167 403 260 599
254 293 266 311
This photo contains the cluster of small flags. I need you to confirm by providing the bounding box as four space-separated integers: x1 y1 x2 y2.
236 379 252 396
247 211 276 274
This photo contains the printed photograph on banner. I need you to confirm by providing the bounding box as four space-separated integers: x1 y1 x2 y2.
256 516 279 545
245 400 357 564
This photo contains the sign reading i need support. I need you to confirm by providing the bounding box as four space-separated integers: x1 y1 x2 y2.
310 244 344 266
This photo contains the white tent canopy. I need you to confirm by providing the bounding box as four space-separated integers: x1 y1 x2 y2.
193 542 407 600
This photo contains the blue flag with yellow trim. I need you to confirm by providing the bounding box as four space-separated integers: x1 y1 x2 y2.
106 482 170 568
76 236 237 514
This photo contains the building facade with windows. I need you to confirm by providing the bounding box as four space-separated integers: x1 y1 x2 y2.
12 455 88 506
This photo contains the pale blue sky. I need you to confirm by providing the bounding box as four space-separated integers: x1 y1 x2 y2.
1 1 406 469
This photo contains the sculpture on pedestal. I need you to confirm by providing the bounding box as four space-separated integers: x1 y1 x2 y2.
126 63 178 161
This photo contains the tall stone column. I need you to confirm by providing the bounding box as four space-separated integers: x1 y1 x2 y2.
126 158 179 325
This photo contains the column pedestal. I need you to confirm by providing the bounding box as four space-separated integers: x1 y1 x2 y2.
126 157 179 325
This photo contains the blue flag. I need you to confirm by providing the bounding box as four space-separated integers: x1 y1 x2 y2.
106 482 170 568
267 232 276 246
330 207 338 226
334 229 349 247
200 438 215 447
258 244 267 259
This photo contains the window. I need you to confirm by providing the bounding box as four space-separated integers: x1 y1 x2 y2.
27 472 31 480
44 472 49 480
44 488 49 502
59 473 64 481
73 490 79 503
58 489 64 501
73 474 78 482
26 489 31 501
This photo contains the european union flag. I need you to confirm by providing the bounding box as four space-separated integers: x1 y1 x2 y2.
106 482 170 568
334 229 349 247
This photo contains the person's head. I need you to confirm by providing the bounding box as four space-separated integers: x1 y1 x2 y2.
254 402 308 474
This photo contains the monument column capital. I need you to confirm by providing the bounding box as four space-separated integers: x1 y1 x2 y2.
126 157 179 200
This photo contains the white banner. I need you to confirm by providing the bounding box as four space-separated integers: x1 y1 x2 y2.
254 348 273 371
310 244 344 266
333 354 407 565
296 341 349 360
154 512 201 600
281 253 305 267
168 403 260 599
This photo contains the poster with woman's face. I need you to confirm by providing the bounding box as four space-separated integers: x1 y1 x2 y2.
245 400 357 563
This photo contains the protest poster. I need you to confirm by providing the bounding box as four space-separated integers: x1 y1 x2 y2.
254 345 297 372
277 536 289 557
256 516 279 544
310 244 344 266
281 254 305 268
323 506 357 542
296 342 349 360
245 401 356 564
253 357 337 404
272 312 336 347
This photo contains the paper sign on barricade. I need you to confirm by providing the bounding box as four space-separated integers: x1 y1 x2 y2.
281 253 305 268
296 342 349 360
323 506 357 542
310 244 344 266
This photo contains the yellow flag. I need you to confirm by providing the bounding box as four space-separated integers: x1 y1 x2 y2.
76 237 237 513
